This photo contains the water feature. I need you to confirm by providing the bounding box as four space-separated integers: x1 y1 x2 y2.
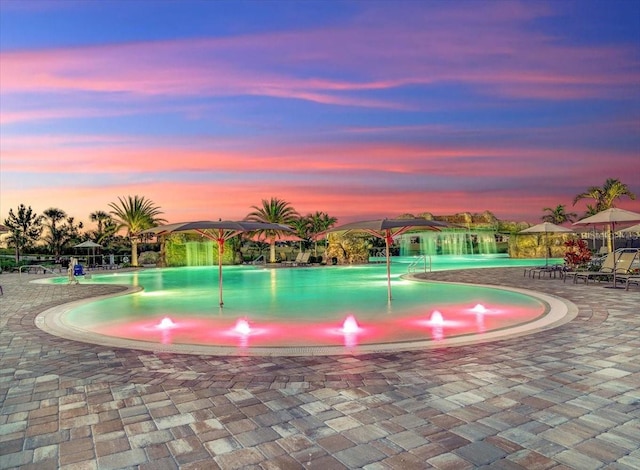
399 231 497 256
36 255 573 354
185 241 215 266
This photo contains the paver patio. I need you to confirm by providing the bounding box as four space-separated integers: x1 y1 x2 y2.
0 267 638 469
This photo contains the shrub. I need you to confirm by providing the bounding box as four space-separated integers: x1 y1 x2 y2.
564 239 591 268
138 251 160 265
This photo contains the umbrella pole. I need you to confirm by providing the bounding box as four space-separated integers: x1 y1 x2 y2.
218 241 224 307
545 233 549 266
385 231 392 302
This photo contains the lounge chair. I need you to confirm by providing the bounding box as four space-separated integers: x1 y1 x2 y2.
613 249 640 289
283 252 304 267
524 264 565 279
618 274 640 290
569 249 637 284
295 252 311 266
564 251 618 283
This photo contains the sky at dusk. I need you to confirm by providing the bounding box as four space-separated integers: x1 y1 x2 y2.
1 0 639 230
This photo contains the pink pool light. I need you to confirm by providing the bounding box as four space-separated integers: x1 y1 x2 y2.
471 304 487 314
234 318 252 335
342 315 360 334
157 317 177 329
430 310 444 325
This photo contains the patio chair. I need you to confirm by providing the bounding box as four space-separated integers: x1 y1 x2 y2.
283 252 304 267
564 251 618 283
294 252 311 266
524 264 565 279
613 249 640 289
572 249 637 284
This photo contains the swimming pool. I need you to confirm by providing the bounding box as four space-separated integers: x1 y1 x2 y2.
36 255 574 355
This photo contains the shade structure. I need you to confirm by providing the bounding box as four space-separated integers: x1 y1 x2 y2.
323 218 452 302
518 222 574 265
74 240 103 266
140 220 293 306
573 208 640 288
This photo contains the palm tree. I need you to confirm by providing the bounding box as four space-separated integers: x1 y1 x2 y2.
3 204 43 263
90 210 110 233
42 208 68 260
89 210 116 245
108 196 166 266
541 205 577 224
573 178 636 214
290 216 311 254
307 211 338 256
246 197 298 263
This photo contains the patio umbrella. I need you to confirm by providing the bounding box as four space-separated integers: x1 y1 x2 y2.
617 223 640 234
74 240 103 266
518 222 574 266
140 220 293 307
323 218 452 302
573 208 640 288
573 208 640 252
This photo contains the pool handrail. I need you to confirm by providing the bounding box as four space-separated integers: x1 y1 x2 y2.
19 264 60 276
407 255 431 273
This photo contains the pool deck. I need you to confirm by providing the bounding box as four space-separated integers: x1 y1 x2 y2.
0 268 638 469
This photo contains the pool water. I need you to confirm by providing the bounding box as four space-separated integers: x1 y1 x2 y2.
43 255 558 351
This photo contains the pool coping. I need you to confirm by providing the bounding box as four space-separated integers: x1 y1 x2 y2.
34 275 578 357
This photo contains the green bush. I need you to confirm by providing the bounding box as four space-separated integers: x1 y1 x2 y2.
138 251 159 265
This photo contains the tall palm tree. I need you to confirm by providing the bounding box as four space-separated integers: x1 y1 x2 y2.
108 196 166 266
541 204 577 224
290 216 311 254
90 210 110 233
42 208 68 260
573 178 636 214
307 211 338 256
89 210 116 245
246 197 298 263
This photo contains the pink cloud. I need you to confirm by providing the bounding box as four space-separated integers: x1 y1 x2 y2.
2 2 637 112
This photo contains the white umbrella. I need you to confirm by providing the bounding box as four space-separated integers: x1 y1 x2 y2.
574 208 640 288
617 223 640 234
323 218 454 302
519 222 574 266
140 220 292 307
573 208 640 252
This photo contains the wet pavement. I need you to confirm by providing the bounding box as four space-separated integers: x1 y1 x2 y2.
0 267 638 469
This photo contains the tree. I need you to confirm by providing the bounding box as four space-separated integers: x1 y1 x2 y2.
90 210 110 234
89 210 117 245
3 204 43 263
307 211 337 256
108 196 166 266
42 208 82 260
573 178 636 214
246 197 299 263
290 217 311 254
541 205 577 224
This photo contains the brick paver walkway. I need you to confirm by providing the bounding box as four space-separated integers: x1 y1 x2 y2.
0 268 638 469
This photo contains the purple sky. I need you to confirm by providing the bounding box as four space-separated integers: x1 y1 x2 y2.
1 0 639 227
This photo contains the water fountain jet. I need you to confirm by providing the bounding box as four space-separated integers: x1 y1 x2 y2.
342 315 360 334
234 318 251 335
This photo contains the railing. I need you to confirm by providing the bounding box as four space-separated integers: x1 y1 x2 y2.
19 264 60 276
407 255 431 274
251 254 265 265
